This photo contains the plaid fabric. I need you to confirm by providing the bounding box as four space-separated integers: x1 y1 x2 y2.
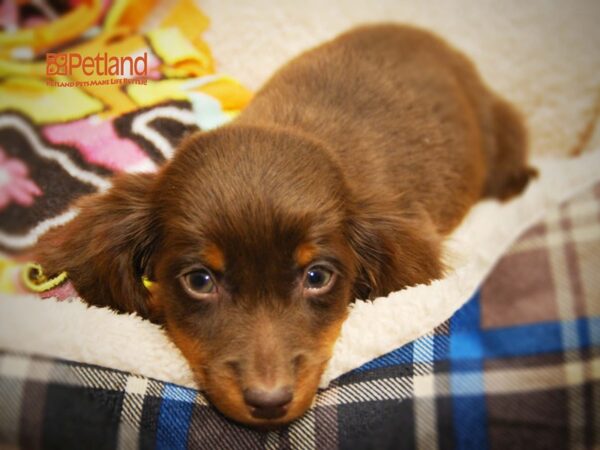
1 182 599 449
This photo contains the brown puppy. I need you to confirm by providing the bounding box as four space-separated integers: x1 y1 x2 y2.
36 24 536 426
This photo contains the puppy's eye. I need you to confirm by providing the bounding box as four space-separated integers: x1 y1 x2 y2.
181 268 217 299
304 265 335 294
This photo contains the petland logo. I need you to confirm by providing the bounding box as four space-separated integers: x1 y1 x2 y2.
46 52 148 87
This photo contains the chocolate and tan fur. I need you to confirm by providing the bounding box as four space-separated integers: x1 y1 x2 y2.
36 24 536 426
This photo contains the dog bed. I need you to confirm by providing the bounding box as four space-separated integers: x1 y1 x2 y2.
2 179 599 448
1 1 599 448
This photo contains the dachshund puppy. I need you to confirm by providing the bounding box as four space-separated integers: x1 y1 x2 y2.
36 24 536 426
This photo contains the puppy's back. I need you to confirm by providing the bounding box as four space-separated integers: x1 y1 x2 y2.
237 24 535 234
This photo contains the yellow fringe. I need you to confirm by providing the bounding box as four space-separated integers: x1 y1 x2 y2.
142 275 155 289
21 262 155 293
21 263 68 293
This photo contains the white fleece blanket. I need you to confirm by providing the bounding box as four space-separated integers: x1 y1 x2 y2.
1 149 599 388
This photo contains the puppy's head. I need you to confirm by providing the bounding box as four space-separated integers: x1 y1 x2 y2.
37 125 441 426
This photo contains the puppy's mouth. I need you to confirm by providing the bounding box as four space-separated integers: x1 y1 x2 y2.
168 322 342 427
198 361 326 427
205 385 318 427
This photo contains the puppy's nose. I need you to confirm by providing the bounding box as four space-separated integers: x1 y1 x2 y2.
243 386 293 420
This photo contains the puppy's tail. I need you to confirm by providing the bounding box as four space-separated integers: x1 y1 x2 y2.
482 98 538 201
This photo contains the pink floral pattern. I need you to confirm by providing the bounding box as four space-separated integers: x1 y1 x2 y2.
0 148 42 209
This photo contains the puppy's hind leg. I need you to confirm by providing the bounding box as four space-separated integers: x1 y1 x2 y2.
483 98 538 201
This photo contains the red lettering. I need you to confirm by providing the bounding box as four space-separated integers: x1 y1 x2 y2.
69 53 81 73
82 57 94 75
133 53 148 76
120 56 133 76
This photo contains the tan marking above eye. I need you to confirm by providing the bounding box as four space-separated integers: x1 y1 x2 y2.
203 243 225 272
295 243 317 267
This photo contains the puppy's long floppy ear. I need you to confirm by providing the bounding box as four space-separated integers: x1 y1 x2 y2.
35 173 162 322
346 199 443 299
